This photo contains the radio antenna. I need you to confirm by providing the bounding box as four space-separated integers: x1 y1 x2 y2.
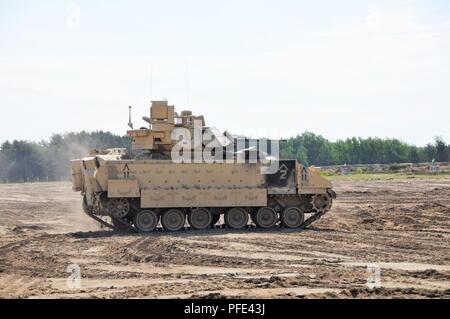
128 105 133 129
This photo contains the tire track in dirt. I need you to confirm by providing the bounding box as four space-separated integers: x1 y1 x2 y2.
0 179 449 298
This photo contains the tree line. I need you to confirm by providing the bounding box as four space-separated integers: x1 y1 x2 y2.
0 131 130 182
279 132 449 166
0 131 448 182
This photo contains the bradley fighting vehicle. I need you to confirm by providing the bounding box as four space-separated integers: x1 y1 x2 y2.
71 100 336 232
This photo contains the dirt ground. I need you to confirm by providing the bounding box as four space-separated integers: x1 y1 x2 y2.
0 178 449 299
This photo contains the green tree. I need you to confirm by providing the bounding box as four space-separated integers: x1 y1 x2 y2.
424 143 436 162
409 146 420 163
434 136 449 162
0 140 47 182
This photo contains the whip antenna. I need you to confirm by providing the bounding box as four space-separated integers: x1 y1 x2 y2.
128 105 133 129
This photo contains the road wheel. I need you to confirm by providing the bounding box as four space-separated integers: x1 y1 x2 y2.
161 209 186 232
134 210 159 232
224 208 249 229
254 207 278 228
188 208 212 230
281 207 304 228
107 198 130 219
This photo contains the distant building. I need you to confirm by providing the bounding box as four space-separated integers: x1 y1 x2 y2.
340 164 350 175
430 159 440 173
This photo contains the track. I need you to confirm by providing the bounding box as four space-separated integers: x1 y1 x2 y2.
84 210 329 233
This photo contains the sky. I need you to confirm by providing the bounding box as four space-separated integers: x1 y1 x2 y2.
0 0 449 146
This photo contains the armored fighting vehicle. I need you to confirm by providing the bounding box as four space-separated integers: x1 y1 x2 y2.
71 100 336 232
